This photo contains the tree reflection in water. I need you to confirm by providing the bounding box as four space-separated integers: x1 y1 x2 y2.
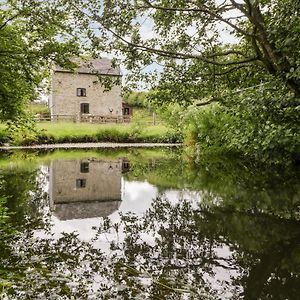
0 151 299 299
92 195 300 299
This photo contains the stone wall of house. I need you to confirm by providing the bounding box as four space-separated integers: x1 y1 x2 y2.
49 159 122 205
51 72 122 117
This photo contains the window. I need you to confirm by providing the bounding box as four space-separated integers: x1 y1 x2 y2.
76 179 86 188
77 88 86 97
124 107 130 115
80 103 89 114
80 162 89 173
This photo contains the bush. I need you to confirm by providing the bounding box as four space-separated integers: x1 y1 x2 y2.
123 91 149 108
183 92 300 164
0 130 9 145
156 103 184 133
96 128 130 142
183 106 235 159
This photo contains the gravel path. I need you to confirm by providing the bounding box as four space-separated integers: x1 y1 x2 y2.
0 142 182 150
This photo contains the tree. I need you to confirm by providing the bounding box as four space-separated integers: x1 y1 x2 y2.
0 0 81 121
64 0 300 98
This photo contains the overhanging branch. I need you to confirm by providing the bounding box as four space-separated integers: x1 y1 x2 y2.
69 2 258 67
0 13 19 30
97 19 258 66
140 0 252 37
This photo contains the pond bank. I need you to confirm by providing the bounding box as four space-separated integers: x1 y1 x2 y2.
0 142 182 150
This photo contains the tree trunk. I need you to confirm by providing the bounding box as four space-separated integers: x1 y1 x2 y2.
247 2 300 97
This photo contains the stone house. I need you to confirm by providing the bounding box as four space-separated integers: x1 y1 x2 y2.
50 58 124 121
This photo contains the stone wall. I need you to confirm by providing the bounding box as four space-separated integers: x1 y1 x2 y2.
51 72 122 117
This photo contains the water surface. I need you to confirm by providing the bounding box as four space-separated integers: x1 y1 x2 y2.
0 149 299 299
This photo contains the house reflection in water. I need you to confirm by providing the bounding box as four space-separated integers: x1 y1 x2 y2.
49 159 129 220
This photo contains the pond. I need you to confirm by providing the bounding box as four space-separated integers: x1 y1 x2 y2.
0 148 300 299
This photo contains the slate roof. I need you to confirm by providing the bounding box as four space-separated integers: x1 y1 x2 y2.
53 58 121 76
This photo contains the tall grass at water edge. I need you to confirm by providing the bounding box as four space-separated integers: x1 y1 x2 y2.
0 122 182 145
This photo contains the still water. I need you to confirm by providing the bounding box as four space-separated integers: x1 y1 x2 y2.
0 148 300 299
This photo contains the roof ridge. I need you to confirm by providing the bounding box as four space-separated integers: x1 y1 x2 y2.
53 58 122 76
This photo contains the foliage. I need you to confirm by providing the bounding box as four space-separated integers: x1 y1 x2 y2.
0 24 34 120
155 103 183 131
0 0 81 121
129 110 145 137
1 0 300 160
182 85 300 163
58 0 300 95
123 91 149 108
6 116 41 145
0 128 8 145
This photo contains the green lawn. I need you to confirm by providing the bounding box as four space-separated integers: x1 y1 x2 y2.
0 121 181 145
37 122 169 138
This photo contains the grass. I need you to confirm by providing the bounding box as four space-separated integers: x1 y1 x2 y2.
0 121 182 145
38 122 128 137
0 104 180 146
37 122 172 141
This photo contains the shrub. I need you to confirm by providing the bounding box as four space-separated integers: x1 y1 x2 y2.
0 130 8 145
183 92 300 164
123 91 149 108
96 128 130 142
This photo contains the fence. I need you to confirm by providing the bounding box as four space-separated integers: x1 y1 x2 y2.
35 114 131 124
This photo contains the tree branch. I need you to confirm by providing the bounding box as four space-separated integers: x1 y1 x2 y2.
205 50 249 58
68 2 258 67
206 64 253 76
98 19 258 66
195 82 274 106
117 33 258 65
195 97 222 106
0 13 19 30
229 0 249 16
140 0 252 37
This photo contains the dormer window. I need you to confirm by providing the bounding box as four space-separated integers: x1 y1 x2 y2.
77 88 86 97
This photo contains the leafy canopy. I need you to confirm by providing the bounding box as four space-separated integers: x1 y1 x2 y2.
61 0 300 100
0 0 81 120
